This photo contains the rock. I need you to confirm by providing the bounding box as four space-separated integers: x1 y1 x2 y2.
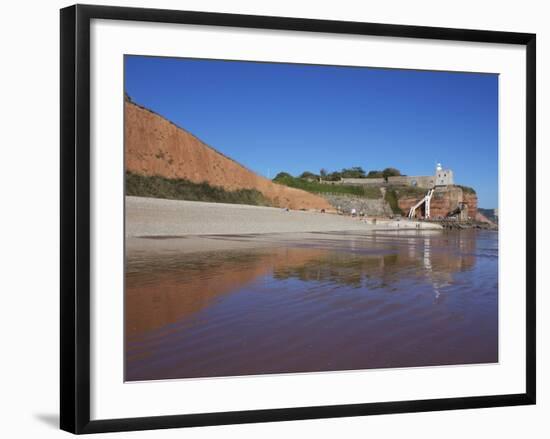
397 185 478 219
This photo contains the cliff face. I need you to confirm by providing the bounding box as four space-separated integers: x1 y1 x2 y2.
430 186 464 218
397 195 421 216
125 102 332 210
463 192 478 219
397 186 478 219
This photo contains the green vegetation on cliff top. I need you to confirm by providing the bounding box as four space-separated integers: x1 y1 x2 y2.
286 166 402 181
126 172 271 206
456 184 477 194
273 174 382 199
126 169 474 210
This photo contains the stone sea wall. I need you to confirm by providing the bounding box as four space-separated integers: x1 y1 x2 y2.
322 194 393 217
330 175 436 188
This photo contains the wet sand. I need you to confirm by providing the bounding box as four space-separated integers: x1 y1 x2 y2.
125 229 498 381
126 229 445 257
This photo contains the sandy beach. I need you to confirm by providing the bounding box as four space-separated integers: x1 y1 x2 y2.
126 196 443 256
126 196 442 237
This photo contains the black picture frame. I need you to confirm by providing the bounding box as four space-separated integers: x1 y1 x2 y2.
60 4 536 434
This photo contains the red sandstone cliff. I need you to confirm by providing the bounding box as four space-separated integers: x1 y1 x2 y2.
463 192 478 219
397 186 478 219
125 101 332 211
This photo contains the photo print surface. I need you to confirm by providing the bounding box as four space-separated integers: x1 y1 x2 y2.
124 55 499 382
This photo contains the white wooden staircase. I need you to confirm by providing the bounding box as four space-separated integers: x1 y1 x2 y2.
408 188 434 219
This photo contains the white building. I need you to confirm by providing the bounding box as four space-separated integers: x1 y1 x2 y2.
435 163 453 186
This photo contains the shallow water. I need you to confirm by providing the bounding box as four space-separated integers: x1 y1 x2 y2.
125 230 498 381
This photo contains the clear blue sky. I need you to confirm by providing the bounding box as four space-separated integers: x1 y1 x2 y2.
125 55 498 207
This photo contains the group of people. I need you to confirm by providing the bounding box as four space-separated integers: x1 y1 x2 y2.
351 208 369 221
338 206 368 220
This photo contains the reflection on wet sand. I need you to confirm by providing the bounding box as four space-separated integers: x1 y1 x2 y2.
125 230 498 381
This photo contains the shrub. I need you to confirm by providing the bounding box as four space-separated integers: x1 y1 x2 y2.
325 171 342 181
273 174 381 198
382 167 402 179
384 189 403 215
340 166 367 178
125 172 270 206
274 171 293 180
366 170 384 178
456 184 476 194
299 171 319 180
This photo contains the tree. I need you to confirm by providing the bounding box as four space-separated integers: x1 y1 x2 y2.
382 167 402 180
340 166 366 178
367 170 384 178
319 168 328 179
299 171 318 180
273 172 293 181
326 171 342 181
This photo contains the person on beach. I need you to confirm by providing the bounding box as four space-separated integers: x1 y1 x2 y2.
351 208 357 217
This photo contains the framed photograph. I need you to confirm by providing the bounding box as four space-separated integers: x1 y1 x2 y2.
60 4 536 434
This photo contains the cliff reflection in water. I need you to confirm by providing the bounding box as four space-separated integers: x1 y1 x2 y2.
125 230 498 381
